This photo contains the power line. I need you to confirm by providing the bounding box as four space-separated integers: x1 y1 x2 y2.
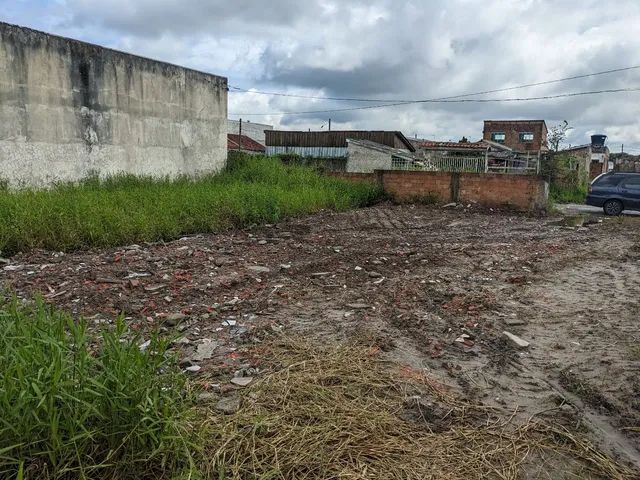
228 64 640 103
229 87 640 117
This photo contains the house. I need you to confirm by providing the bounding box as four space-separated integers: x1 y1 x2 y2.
227 134 266 155
414 140 488 159
346 139 427 173
412 137 539 174
561 135 611 180
227 120 273 146
483 120 548 152
265 130 415 158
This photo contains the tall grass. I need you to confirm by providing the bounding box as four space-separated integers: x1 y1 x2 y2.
550 184 588 204
0 156 382 255
0 297 199 479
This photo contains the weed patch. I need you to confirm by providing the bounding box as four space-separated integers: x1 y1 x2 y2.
550 184 588 204
0 156 382 255
0 297 200 479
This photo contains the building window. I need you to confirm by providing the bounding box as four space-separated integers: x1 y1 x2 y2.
491 132 506 143
519 132 534 143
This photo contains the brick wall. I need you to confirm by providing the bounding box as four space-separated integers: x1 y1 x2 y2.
483 121 547 151
327 170 549 211
378 170 548 211
458 173 547 210
327 172 379 184
381 171 453 202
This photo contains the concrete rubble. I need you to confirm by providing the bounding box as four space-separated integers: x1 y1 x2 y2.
4 202 640 469
503 331 530 349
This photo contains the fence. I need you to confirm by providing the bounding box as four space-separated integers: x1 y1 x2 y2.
390 156 437 171
401 152 541 175
429 156 486 173
487 155 540 175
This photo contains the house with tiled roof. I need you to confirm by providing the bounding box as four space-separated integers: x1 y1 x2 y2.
227 134 266 155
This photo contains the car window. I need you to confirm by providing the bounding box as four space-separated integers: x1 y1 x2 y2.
621 176 640 190
594 176 622 187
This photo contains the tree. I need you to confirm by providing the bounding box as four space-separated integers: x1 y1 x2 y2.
548 120 572 152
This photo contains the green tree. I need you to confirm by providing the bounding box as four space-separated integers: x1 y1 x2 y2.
548 120 572 152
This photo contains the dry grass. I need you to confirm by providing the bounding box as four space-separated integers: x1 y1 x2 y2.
205 339 636 480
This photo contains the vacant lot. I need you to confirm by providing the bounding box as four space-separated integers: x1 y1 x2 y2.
2 203 639 477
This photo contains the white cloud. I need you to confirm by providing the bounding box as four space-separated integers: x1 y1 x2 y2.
3 0 640 145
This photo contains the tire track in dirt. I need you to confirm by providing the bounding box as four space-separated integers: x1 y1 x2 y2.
512 234 640 467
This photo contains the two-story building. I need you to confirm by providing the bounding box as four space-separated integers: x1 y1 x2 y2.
482 120 548 152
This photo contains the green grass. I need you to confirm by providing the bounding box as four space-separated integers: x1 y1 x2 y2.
550 184 588 204
0 297 199 479
0 156 382 256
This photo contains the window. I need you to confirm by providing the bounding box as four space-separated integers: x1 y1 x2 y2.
519 132 534 143
594 175 623 187
621 176 640 190
491 132 506 143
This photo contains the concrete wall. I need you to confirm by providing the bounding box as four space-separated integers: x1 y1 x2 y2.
0 22 228 187
227 120 272 145
346 141 393 173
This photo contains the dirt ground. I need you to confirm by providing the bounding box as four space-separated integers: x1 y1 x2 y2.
2 202 640 475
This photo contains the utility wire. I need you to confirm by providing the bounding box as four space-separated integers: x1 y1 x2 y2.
229 87 640 116
228 64 640 103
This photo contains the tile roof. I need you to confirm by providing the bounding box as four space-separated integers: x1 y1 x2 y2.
416 140 487 151
228 134 266 153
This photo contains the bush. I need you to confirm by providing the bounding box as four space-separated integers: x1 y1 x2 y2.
0 156 382 255
0 297 199 479
542 153 589 204
550 184 588 204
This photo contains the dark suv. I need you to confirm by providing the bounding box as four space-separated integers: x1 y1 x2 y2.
586 172 640 215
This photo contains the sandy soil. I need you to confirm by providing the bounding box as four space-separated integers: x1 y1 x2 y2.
2 203 639 473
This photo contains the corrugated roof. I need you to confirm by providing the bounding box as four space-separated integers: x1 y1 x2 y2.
265 130 416 152
228 134 266 152
347 138 416 160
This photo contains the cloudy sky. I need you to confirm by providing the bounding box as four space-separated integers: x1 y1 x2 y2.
3 0 640 151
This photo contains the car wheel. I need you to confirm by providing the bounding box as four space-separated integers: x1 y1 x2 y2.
603 199 623 216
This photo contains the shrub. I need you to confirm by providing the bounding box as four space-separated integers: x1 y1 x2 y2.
542 153 589 204
0 297 199 479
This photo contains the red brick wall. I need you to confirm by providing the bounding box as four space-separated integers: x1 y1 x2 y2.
381 171 452 202
376 170 547 211
458 173 547 210
483 121 547 151
326 172 378 184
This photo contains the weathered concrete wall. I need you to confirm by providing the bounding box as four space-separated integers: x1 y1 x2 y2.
346 142 392 173
227 120 272 145
0 22 228 187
